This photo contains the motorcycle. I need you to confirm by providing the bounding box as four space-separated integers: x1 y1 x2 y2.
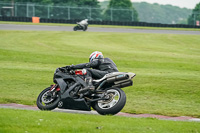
73 23 88 31
37 67 136 115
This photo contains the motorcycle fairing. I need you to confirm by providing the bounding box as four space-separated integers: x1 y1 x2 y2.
54 72 91 111
58 98 91 111
54 72 86 94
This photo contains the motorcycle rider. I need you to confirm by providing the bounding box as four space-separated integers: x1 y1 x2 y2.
66 51 118 93
77 19 88 30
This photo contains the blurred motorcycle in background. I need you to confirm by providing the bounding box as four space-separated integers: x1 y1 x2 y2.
73 19 88 31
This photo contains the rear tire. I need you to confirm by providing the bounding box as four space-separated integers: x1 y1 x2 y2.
94 87 126 115
83 26 87 31
37 87 60 110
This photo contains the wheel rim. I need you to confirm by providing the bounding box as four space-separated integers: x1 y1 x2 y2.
41 91 55 104
98 89 120 109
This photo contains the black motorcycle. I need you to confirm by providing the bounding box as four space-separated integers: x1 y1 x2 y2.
73 23 88 31
37 67 136 115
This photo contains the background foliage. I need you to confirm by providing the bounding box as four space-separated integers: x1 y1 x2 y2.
188 2 200 25
100 1 192 24
103 0 138 21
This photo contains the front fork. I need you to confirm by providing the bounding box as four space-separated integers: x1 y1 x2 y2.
48 84 61 98
50 84 60 92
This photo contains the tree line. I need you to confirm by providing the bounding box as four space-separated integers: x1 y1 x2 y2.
0 0 138 21
188 2 200 25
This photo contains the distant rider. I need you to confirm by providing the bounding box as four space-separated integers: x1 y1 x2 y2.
66 51 118 93
77 19 88 30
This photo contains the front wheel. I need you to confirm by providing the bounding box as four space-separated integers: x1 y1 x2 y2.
94 87 126 115
73 26 78 31
37 86 60 110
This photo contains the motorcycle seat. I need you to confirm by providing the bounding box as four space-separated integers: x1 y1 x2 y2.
93 72 127 83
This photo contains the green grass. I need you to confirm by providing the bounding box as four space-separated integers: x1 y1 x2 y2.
0 108 200 133
1 21 200 31
0 30 200 118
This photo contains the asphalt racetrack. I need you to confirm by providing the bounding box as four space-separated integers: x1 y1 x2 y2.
0 24 200 35
1 103 200 122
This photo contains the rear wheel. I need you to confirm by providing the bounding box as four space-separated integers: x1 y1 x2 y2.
94 87 126 115
37 86 60 110
83 26 87 31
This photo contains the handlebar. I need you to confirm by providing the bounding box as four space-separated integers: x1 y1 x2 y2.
58 67 75 75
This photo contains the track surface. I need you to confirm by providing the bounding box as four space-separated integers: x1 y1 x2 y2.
1 103 200 122
0 24 200 35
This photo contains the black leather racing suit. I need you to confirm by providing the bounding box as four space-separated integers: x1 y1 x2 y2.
71 58 118 79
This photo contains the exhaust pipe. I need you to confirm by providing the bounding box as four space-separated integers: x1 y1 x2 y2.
113 80 133 88
107 74 129 83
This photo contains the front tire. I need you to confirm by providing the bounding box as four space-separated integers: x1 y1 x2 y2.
73 26 78 31
94 87 126 115
37 86 60 110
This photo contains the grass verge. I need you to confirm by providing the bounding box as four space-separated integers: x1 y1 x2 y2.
0 108 200 133
0 30 200 117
